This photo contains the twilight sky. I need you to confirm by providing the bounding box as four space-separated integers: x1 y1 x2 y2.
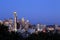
0 0 60 25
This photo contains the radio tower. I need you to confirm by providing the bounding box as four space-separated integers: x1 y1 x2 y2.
13 12 17 32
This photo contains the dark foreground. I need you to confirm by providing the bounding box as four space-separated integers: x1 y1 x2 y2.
0 24 60 40
0 31 60 40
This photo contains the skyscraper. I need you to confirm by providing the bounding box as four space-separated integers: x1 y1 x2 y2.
25 20 30 30
36 24 40 31
8 18 13 32
21 17 25 27
0 20 3 25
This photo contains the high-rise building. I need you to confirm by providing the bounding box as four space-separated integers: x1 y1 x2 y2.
8 18 13 32
8 24 13 32
55 24 58 30
22 17 25 22
21 17 25 27
25 20 30 25
36 24 40 31
0 20 3 25
24 20 30 30
3 20 9 26
9 18 13 25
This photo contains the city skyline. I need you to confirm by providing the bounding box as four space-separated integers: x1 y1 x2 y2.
0 0 60 25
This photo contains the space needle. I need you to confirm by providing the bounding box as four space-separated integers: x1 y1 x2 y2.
13 12 17 32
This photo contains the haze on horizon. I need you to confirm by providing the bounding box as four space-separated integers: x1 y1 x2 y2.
0 0 60 25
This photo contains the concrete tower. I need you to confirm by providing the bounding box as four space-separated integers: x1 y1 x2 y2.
13 12 17 32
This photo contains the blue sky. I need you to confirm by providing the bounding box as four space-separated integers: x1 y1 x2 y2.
0 0 60 25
